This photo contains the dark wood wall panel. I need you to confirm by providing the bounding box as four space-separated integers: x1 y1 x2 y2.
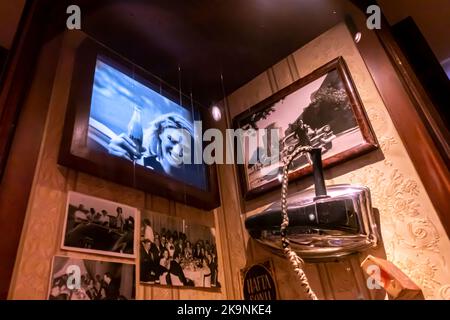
0 35 61 300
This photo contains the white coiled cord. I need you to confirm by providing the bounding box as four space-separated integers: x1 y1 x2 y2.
280 145 318 300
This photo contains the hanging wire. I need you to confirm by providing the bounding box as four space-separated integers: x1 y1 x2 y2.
130 57 137 189
178 66 188 207
84 34 204 109
219 73 230 164
189 90 196 162
178 66 182 106
220 73 227 112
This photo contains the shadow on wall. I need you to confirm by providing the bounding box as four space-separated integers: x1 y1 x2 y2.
0 46 9 83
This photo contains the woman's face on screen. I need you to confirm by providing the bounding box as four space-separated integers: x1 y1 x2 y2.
159 127 191 169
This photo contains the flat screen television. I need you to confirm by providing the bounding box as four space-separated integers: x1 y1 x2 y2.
59 38 220 210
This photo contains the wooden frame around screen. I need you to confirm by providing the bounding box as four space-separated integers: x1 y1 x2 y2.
58 38 220 210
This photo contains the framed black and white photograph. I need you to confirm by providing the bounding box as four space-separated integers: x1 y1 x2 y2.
58 38 220 210
61 191 137 258
48 256 135 300
233 57 378 199
140 211 220 289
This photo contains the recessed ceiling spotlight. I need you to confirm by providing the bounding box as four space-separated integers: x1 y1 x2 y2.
210 105 222 122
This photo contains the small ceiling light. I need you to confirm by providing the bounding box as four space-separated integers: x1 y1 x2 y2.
211 105 222 122
345 15 362 44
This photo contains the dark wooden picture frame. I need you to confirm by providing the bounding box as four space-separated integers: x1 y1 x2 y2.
58 38 220 210
233 57 378 200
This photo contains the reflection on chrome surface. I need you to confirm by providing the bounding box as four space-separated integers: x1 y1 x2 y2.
245 184 379 260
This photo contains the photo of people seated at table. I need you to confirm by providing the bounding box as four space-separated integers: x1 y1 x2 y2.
62 192 136 258
48 256 135 300
140 212 220 288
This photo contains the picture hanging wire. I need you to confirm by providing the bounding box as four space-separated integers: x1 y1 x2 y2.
178 65 188 206
220 72 235 164
130 60 137 189
178 66 182 106
220 73 227 114
83 33 205 110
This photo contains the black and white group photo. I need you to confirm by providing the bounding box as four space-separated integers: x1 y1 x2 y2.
61 191 137 258
48 256 135 300
140 211 220 288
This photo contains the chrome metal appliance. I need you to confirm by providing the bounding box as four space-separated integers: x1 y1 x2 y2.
245 149 379 260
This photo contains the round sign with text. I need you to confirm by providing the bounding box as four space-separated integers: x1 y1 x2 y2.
243 263 277 300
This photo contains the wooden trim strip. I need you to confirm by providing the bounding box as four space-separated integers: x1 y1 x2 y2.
350 0 450 236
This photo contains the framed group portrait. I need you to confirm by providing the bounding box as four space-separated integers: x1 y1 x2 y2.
139 210 220 289
58 37 220 210
233 57 378 199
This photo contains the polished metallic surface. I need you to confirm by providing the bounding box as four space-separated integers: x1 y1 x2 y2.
245 184 379 260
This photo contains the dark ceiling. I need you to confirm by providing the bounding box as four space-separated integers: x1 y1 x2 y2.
50 0 359 107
